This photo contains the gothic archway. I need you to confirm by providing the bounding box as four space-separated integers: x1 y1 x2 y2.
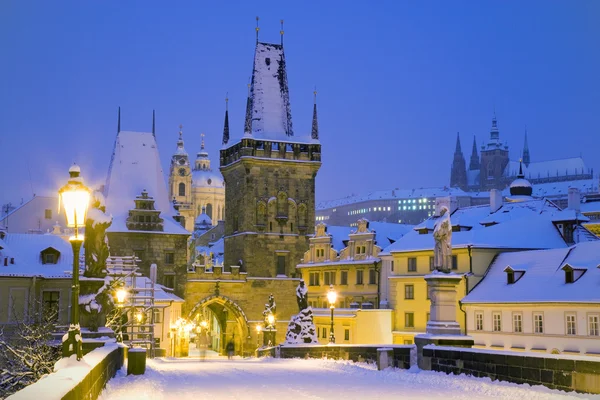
188 295 250 355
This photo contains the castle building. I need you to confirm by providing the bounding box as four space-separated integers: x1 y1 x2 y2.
168 127 225 232
450 114 594 192
184 28 323 355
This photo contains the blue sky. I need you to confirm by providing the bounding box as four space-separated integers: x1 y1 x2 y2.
1 0 599 207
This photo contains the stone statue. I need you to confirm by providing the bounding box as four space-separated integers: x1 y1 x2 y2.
433 206 452 272
84 191 112 278
296 279 308 311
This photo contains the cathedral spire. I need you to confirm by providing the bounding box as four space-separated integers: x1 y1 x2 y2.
469 135 480 171
255 16 260 44
450 132 467 189
454 132 463 155
522 126 531 167
280 19 284 46
311 89 319 140
117 107 121 133
152 109 156 137
222 95 230 145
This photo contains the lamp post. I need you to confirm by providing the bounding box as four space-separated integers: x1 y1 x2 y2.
266 313 275 346
114 288 127 342
327 285 337 344
256 324 262 349
59 164 91 361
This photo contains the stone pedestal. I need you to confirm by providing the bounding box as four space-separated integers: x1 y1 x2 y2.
425 272 463 335
415 271 473 370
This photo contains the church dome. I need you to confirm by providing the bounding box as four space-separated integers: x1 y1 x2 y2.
509 160 533 197
194 210 212 231
191 169 225 189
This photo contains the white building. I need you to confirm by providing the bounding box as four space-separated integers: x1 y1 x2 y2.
0 196 67 234
462 241 600 356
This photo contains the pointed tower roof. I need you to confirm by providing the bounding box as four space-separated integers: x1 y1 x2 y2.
222 96 230 145
469 136 480 171
523 127 531 167
509 159 533 198
311 89 319 140
454 132 463 155
246 40 293 139
490 112 499 141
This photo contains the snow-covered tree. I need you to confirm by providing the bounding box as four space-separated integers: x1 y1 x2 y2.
0 307 60 397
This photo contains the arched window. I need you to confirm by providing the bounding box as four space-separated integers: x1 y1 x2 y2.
178 182 185 196
256 202 267 226
487 162 494 178
206 203 213 220
298 204 308 228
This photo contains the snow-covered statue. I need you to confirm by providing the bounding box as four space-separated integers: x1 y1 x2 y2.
84 191 112 278
296 279 308 311
433 206 452 272
285 279 318 344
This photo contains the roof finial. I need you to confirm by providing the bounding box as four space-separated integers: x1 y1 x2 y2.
226 92 229 111
117 106 121 133
313 86 317 105
179 124 183 140
201 132 205 150
518 158 524 177
280 19 284 46
255 16 260 44
223 95 231 145
152 109 156 137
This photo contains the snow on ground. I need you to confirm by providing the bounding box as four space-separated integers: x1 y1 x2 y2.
100 357 598 400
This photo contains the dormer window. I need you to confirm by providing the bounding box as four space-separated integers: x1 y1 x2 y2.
561 264 585 284
503 266 525 284
41 247 60 265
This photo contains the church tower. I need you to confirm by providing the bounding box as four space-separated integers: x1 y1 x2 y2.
168 125 193 208
220 33 322 277
450 132 467 189
479 113 509 190
522 128 531 167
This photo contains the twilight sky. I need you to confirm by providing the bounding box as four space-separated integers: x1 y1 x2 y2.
1 1 599 208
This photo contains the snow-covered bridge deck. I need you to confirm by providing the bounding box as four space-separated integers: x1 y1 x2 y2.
100 357 596 400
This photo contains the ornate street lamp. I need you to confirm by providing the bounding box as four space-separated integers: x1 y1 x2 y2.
327 285 337 344
115 288 127 307
59 164 91 361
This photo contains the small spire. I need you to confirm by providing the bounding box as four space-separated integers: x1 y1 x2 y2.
243 82 252 135
255 16 260 44
469 135 480 171
518 158 524 177
311 88 319 140
223 95 230 145
280 19 284 46
117 107 121 133
152 109 156 137
522 125 531 167
454 132 463 154
200 133 205 150
179 124 183 140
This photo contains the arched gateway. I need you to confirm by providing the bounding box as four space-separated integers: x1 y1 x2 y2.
188 295 251 356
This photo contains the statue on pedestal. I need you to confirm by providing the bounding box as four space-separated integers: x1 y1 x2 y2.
433 206 452 272
284 279 317 344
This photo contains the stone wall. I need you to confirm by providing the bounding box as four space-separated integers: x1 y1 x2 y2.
107 231 189 297
257 344 413 369
423 345 600 394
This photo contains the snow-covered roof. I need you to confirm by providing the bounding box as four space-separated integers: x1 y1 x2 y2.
504 157 588 179
386 217 568 253
520 178 598 198
104 131 188 235
316 187 486 210
462 241 600 304
324 222 413 252
386 197 597 254
191 169 224 189
0 233 80 278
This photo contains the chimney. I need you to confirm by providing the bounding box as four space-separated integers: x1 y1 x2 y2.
568 188 581 212
150 263 157 284
435 196 459 216
490 189 503 213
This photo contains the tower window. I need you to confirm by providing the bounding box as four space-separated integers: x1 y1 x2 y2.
178 182 185 196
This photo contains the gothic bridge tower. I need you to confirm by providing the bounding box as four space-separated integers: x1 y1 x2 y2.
220 29 322 278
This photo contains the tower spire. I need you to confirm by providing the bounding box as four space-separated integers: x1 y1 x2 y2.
222 94 230 145
243 82 252 136
255 16 260 44
454 132 463 154
490 111 499 141
522 126 531 167
311 88 319 140
117 106 121 133
152 109 156 137
280 19 284 46
469 135 480 171
450 132 467 189
201 133 205 150
518 158 524 178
